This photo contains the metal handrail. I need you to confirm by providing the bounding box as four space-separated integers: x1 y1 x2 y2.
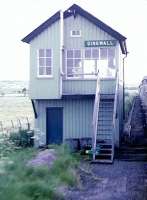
126 97 136 138
112 70 119 160
92 72 100 161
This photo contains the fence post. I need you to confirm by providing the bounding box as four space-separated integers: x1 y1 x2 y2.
17 118 22 131
11 120 14 128
26 117 30 130
0 121 3 133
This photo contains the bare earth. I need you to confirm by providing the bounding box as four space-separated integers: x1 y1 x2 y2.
65 160 147 200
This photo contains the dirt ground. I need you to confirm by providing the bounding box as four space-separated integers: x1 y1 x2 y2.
65 160 147 200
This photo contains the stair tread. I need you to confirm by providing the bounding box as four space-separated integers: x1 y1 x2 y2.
91 159 113 163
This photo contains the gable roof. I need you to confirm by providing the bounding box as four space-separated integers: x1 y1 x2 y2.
22 4 127 54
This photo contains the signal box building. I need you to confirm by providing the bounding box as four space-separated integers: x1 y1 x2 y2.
22 4 127 162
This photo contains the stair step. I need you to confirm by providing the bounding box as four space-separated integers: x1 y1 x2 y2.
98 119 112 122
91 159 113 163
97 128 112 131
97 144 112 148
100 150 112 154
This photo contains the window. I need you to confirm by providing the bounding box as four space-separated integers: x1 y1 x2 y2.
70 30 81 37
37 49 52 77
66 48 116 79
66 49 82 78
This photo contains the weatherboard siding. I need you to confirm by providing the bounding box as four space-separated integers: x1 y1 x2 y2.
29 12 120 99
29 20 60 99
64 14 116 49
35 99 94 145
63 79 116 95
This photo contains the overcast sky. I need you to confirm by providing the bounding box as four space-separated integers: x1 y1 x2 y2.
0 0 147 85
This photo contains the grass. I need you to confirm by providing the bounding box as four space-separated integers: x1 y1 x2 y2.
0 145 80 200
0 96 33 130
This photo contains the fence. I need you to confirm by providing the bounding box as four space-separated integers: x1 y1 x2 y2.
0 117 34 135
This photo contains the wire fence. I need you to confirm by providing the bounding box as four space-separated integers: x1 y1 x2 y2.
0 117 34 135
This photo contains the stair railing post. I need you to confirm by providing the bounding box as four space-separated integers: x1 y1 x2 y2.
112 70 119 161
92 71 100 161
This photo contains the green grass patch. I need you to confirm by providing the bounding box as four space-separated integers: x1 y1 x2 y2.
0 145 80 200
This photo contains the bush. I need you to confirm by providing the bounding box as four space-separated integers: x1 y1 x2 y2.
0 145 80 200
0 134 16 158
9 130 34 147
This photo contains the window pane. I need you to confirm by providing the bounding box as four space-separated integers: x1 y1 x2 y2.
67 59 73 67
85 49 91 58
108 58 116 69
67 50 73 58
75 59 82 68
83 60 96 78
108 48 115 58
39 58 45 66
100 48 107 60
39 49 44 57
75 50 81 58
98 60 108 78
46 67 51 75
92 49 99 59
67 68 73 77
46 49 51 57
39 67 44 75
46 58 51 66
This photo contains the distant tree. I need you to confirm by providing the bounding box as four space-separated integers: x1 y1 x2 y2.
22 88 27 96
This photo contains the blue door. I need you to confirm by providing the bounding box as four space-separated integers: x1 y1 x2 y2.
46 107 63 144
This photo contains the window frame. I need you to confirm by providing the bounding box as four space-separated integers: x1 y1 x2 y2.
70 30 81 37
66 49 83 79
65 47 116 80
37 48 53 78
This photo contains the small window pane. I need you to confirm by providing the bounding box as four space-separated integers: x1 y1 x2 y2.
46 58 51 66
46 49 51 57
67 50 73 58
108 58 116 69
75 59 82 68
39 49 45 57
75 50 81 58
92 49 99 59
39 58 45 66
67 59 73 67
108 48 115 58
67 68 73 77
100 48 107 60
39 67 44 75
85 49 91 58
46 67 51 75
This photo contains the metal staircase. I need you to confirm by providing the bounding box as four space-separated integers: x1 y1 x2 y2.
92 72 118 163
95 97 114 163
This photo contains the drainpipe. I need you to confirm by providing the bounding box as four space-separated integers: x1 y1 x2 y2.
59 10 64 97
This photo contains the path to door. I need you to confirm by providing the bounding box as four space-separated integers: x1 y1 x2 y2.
65 160 147 200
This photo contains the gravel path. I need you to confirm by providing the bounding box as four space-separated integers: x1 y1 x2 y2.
65 160 147 200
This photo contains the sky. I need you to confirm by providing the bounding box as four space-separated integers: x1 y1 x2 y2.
0 0 147 86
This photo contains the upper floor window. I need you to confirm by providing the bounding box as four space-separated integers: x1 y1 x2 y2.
37 49 52 77
66 49 82 78
66 48 116 79
70 30 81 37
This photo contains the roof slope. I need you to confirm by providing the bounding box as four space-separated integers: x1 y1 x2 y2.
22 4 127 54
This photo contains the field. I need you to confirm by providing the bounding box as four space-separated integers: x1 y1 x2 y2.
0 96 34 131
0 81 33 131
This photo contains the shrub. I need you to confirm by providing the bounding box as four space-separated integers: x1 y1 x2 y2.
9 129 34 147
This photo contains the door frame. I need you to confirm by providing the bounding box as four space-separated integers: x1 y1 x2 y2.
46 106 63 145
